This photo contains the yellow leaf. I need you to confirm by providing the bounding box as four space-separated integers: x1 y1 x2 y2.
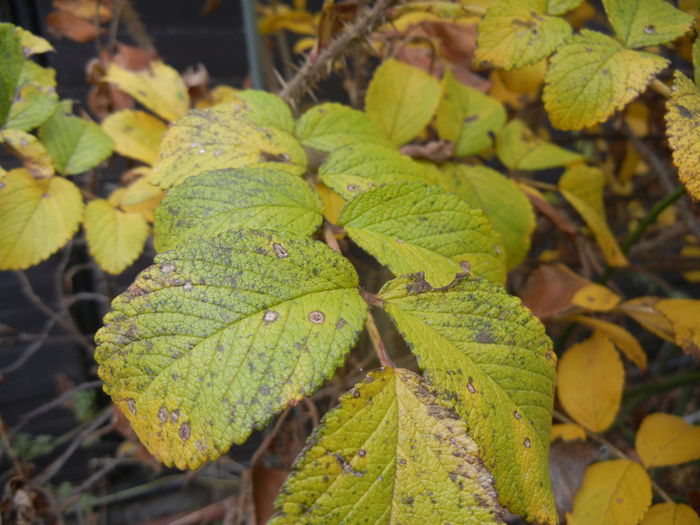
625 101 649 137
103 61 189 122
617 297 675 342
557 333 624 432
544 30 668 130
365 59 442 146
101 110 167 166
119 174 164 222
655 298 700 359
641 503 700 525
16 26 54 56
475 0 572 70
636 412 700 468
568 459 652 525
194 85 239 109
571 283 621 312
551 423 586 441
681 244 700 282
314 182 344 224
496 119 583 170
498 59 547 95
0 169 83 270
0 129 54 178
84 198 149 274
666 72 700 201
569 315 647 370
560 164 628 267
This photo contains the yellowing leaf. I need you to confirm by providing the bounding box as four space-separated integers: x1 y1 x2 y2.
635 412 700 468
475 0 572 70
5 61 58 132
314 182 344 224
547 0 584 16
568 459 652 525
560 164 628 267
681 244 700 282
557 333 623 432
118 173 163 222
496 119 583 171
95 230 367 469
103 61 189 122
339 182 506 286
16 26 54 56
101 110 167 166
435 69 506 157
544 30 668 130
152 104 307 189
437 164 534 269
551 423 586 441
641 503 700 525
365 59 441 146
0 129 54 178
666 72 700 201
626 101 649 137
194 84 239 109
84 199 149 275
569 315 647 370
499 59 547 95
655 298 700 360
270 368 505 524
571 282 621 311
694 38 700 87
617 296 675 342
603 0 692 49
0 169 83 270
230 90 296 135
379 273 557 524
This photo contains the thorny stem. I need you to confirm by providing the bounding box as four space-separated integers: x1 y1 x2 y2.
553 410 673 504
365 311 395 368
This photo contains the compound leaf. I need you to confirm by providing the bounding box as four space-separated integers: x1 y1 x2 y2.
0 169 83 270
365 59 441 146
475 0 572 70
85 198 149 274
666 72 700 201
635 413 700 468
95 229 367 469
339 182 506 286
603 0 692 49
271 368 505 524
379 273 557 523
154 167 323 252
101 110 167 166
496 119 583 170
151 104 307 189
544 30 667 130
641 503 700 525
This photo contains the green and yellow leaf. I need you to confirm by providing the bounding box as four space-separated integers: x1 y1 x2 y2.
231 90 296 135
602 0 692 49
101 110 167 166
546 0 584 16
635 412 700 468
0 129 54 178
16 26 54 56
5 61 58 132
665 72 700 201
641 503 700 525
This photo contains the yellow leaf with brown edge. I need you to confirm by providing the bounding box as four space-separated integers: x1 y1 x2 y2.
557 333 624 432
560 164 628 267
103 61 189 122
655 298 700 360
641 503 700 525
636 413 700 468
617 296 675 342
551 423 586 442
665 72 700 201
569 315 647 370
567 459 651 525
101 110 167 166
0 129 54 178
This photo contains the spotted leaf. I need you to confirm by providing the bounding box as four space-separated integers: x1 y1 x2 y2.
666 72 700 201
603 0 692 49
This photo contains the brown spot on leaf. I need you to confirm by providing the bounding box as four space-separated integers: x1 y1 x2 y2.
179 422 191 441
308 310 325 324
158 406 168 423
272 243 288 258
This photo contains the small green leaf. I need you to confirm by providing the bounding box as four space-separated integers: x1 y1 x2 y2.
319 144 431 200
365 59 442 146
435 69 506 158
437 164 535 269
603 0 692 49
379 273 557 523
295 103 390 152
154 167 323 252
0 23 23 127
496 119 583 170
151 104 307 189
95 229 367 469
339 182 506 286
234 90 296 135
5 61 58 132
39 111 114 175
271 368 505 524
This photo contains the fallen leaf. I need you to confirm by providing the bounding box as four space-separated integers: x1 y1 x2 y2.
636 413 700 468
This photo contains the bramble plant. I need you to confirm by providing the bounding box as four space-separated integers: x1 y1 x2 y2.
2 0 700 523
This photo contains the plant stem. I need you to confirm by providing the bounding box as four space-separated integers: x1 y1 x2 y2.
650 78 672 99
365 312 395 368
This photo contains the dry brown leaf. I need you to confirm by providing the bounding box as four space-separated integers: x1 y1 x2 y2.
46 11 104 43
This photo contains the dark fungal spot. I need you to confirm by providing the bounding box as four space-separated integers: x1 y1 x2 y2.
643 24 656 35
180 422 191 441
272 243 288 258
678 105 693 119
126 398 136 414
524 437 531 448
158 406 168 423
308 310 325 324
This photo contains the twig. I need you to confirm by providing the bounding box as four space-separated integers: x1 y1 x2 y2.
279 0 394 109
120 0 156 52
0 319 55 378
650 78 671 99
365 312 395 368
58 456 127 511
0 416 26 479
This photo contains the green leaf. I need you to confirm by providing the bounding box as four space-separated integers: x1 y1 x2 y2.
437 164 535 269
543 30 668 130
154 167 323 252
271 368 505 524
475 0 572 70
603 0 692 49
496 119 583 170
693 38 700 88
0 23 23 127
339 182 506 286
39 111 114 175
0 169 84 270
546 0 584 16
365 59 442 146
295 103 390 153
319 144 432 200
5 61 58 132
234 90 296 135
151 104 307 189
435 69 506 158
95 229 367 469
379 273 557 523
